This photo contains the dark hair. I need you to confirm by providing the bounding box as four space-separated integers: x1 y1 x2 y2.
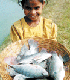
20 0 48 8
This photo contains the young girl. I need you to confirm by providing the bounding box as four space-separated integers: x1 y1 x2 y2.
10 0 57 42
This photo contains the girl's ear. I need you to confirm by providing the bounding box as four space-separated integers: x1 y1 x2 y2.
22 5 24 10
42 1 45 9
22 7 24 9
21 5 24 10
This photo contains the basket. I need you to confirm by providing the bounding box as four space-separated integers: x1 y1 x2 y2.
0 37 70 80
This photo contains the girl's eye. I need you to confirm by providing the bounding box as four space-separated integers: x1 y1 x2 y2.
34 7 40 10
25 6 31 10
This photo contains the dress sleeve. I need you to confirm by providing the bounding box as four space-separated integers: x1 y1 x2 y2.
43 18 57 41
10 25 21 42
50 23 57 41
10 18 24 42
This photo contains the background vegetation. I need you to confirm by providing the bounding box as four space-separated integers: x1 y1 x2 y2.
0 0 70 53
42 0 70 51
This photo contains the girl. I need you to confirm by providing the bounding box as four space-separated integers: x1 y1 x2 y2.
10 0 57 42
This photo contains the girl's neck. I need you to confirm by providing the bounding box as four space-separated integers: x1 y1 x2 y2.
24 16 40 27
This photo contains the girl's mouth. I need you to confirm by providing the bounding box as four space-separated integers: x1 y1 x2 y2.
30 16 35 18
29 16 36 20
32 16 35 17
27 15 39 21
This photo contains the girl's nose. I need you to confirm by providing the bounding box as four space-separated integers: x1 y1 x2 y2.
31 9 36 14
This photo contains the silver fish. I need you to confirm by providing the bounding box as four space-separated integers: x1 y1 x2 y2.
13 74 30 80
48 51 65 80
28 39 38 49
6 66 19 77
10 64 48 78
26 39 39 56
16 39 39 61
18 49 52 65
63 54 70 63
16 44 29 61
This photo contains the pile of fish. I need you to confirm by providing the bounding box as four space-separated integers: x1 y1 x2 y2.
6 39 65 80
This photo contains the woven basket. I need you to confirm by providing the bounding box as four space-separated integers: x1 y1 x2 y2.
0 37 70 80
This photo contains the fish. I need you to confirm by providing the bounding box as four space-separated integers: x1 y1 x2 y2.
48 51 65 80
63 54 70 63
26 39 39 56
16 44 29 61
5 38 66 80
6 66 19 77
6 51 65 80
13 74 30 80
10 64 48 78
16 39 39 61
18 48 52 65
28 39 38 49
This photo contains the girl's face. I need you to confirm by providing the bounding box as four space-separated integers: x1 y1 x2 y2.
23 0 45 21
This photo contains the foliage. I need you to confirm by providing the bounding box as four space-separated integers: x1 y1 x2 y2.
42 0 70 51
